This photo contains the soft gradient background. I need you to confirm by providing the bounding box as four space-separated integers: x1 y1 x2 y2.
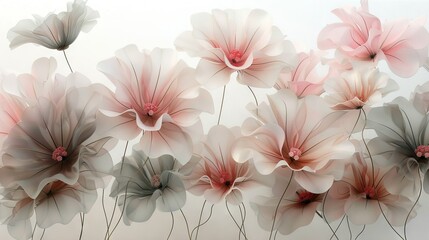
0 0 429 239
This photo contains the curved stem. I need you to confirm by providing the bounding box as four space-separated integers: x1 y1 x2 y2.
404 169 422 240
63 50 74 73
105 141 129 240
192 202 214 240
39 229 46 240
247 86 259 116
31 224 37 240
322 188 339 240
329 215 345 240
378 200 404 240
167 212 175 240
269 171 294 240
361 109 375 185
180 209 192 240
347 216 352 240
348 109 362 139
108 181 130 240
225 201 248 240
79 213 85 240
217 85 227 125
355 225 365 240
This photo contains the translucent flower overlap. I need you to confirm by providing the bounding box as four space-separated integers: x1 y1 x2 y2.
1 0 429 239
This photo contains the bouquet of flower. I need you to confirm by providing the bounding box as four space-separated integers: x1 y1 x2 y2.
1 0 429 239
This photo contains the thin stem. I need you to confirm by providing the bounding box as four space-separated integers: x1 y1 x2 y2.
194 200 206 240
247 86 259 116
348 109 362 139
39 229 46 240
355 225 365 240
217 85 227 125
378 201 404 240
269 172 294 240
63 50 74 73
322 188 339 240
180 209 192 240
225 201 248 240
108 181 130 240
239 203 247 238
191 202 214 240
79 213 85 240
105 141 129 240
101 189 109 233
329 215 345 240
31 224 37 240
347 216 352 240
404 169 422 240
167 212 174 240
361 109 375 185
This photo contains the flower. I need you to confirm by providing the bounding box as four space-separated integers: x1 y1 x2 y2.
0 74 27 152
251 171 325 235
16 57 91 106
233 89 353 193
8 0 99 50
274 50 327 97
0 86 114 199
0 179 97 240
367 92 429 193
110 148 186 224
97 45 213 162
324 67 398 110
185 125 262 205
175 9 295 88
318 0 429 77
324 150 414 226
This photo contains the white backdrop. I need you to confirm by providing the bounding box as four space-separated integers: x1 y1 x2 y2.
1 0 429 239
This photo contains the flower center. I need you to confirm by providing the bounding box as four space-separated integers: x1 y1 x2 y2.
415 145 429 158
363 186 376 199
229 49 242 64
219 171 232 187
288 147 302 161
52 146 67 161
151 175 161 188
297 190 316 204
144 103 158 116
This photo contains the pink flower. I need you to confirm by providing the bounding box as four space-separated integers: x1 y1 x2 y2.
175 9 295 88
324 67 398 110
252 171 325 235
0 87 114 199
233 89 353 193
185 125 261 205
318 0 429 77
275 50 327 97
325 150 414 225
0 74 26 151
97 46 213 162
17 57 91 106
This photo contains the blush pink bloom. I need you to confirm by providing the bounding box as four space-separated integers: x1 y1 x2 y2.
318 0 429 77
0 74 26 152
275 50 327 97
324 150 414 226
97 46 213 162
252 170 325 235
324 67 398 110
175 9 295 88
185 125 261 205
233 89 353 193
0 87 114 199
16 57 91 106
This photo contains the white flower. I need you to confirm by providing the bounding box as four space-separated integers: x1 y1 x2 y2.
8 0 99 50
